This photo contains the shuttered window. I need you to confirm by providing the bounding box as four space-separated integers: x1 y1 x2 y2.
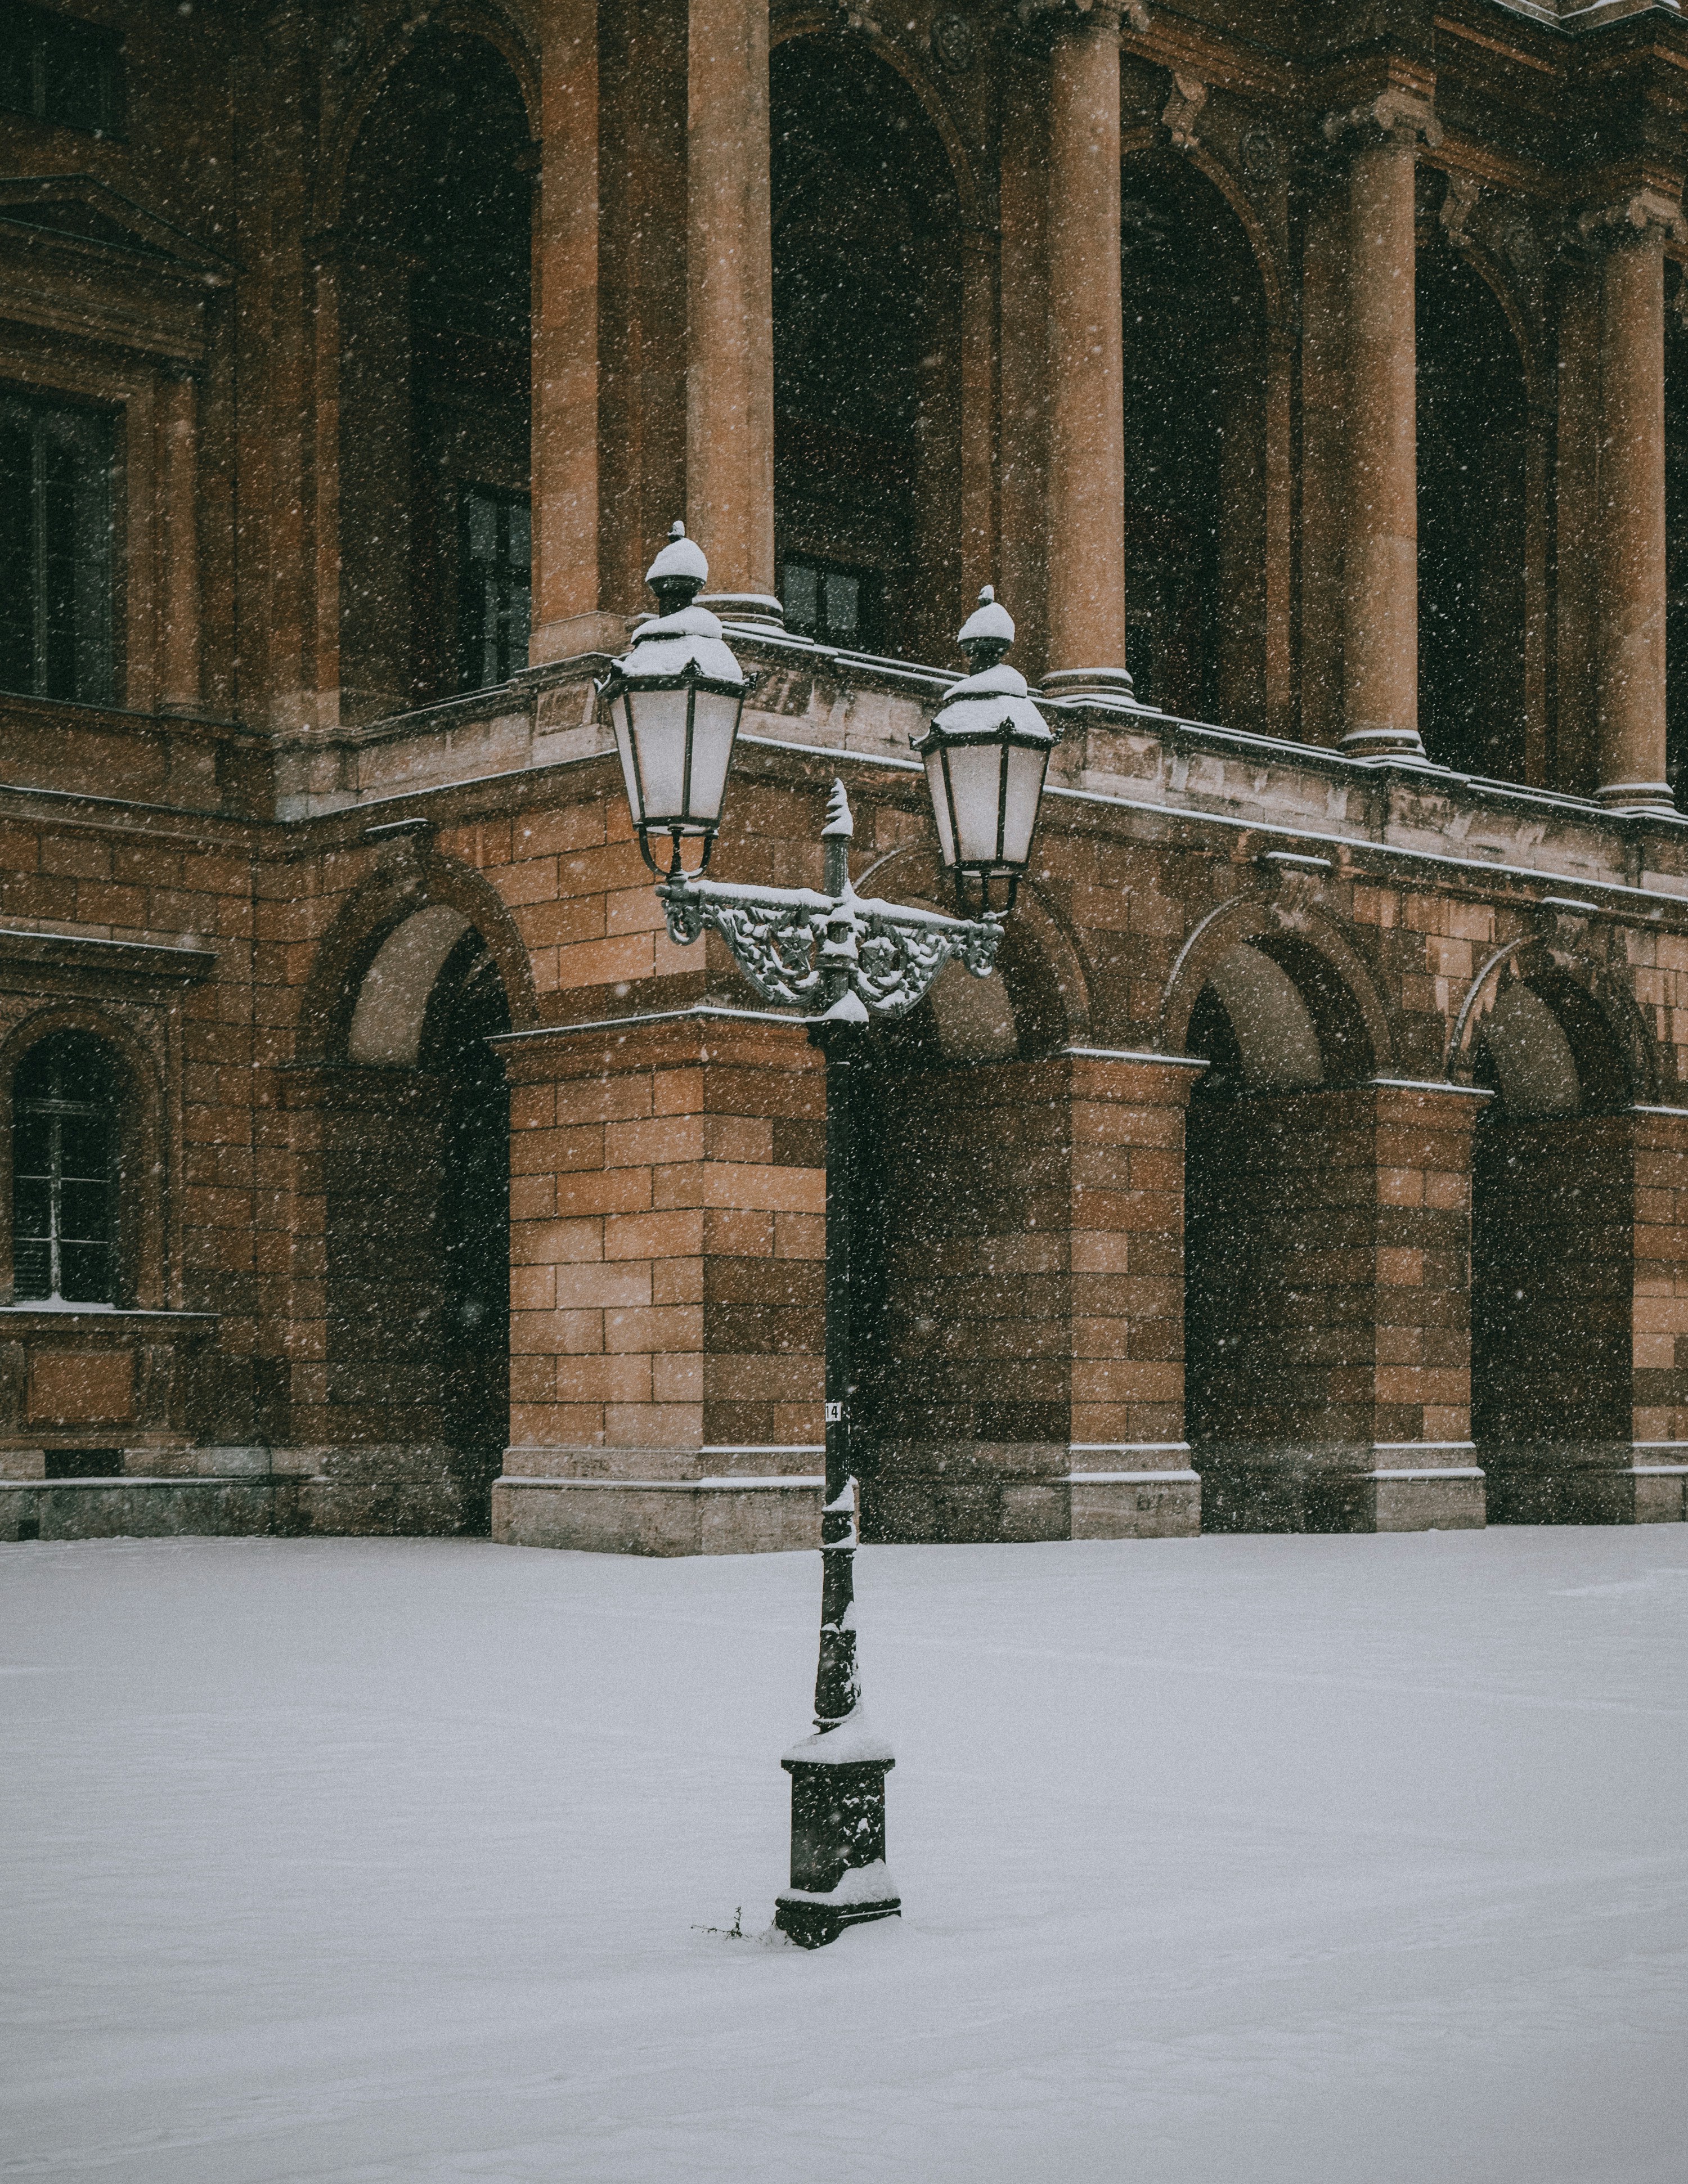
0 394 115 705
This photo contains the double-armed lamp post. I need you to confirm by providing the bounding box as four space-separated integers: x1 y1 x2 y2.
601 523 1059 1946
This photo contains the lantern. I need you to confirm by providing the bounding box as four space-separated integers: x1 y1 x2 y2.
600 522 751 874
912 587 1057 911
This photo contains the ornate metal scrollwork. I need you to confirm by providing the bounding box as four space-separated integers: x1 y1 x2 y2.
657 874 1002 1017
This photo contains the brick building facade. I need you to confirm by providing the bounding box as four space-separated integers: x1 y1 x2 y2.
5 0 1688 1548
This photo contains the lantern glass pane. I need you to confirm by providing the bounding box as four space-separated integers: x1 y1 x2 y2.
684 687 742 829
924 749 957 866
627 685 692 823
943 741 1011 866
611 696 645 827
1000 742 1050 868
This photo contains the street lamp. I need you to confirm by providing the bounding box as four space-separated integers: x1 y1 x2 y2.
609 537 1059 1947
913 586 1058 915
600 523 755 876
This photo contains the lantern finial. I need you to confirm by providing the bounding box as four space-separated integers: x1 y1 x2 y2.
645 520 710 615
956 585 1016 673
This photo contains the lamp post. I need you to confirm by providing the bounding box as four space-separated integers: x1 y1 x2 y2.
602 527 1059 1946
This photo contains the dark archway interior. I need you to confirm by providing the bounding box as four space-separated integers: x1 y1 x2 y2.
1181 935 1377 1530
338 34 533 723
771 37 959 664
315 918 511 1533
1469 974 1633 1521
419 932 513 1531
1119 158 1267 726
1417 246 1528 778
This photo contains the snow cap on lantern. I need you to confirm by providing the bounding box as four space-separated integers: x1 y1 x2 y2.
912 586 1057 907
601 522 751 872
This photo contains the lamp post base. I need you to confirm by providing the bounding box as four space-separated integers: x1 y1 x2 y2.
775 1737 897 1947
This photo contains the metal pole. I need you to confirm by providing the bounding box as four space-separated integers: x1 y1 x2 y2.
814 1012 861 1730
773 790 899 1947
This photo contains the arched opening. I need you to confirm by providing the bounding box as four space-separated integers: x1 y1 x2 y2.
1470 970 1635 1524
771 37 960 664
323 909 512 1531
336 32 533 725
1417 245 1529 778
10 1029 125 1305
1181 931 1384 1531
855 924 1070 1544
1119 158 1268 725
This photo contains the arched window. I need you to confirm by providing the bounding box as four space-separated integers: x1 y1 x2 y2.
11 1031 122 1305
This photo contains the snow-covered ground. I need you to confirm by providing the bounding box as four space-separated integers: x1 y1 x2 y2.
3 1530 1686 2184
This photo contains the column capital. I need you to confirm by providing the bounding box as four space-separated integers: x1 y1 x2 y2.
1320 88 1441 156
1016 0 1146 35
1573 186 1681 258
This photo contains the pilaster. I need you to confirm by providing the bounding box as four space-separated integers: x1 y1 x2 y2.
491 1007 825 1553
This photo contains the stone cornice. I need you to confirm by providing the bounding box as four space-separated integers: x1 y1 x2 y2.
1487 0 1681 32
0 929 217 983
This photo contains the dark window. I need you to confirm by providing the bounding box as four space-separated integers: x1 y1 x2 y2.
11 1032 121 1305
780 556 876 649
0 392 115 704
457 484 529 691
0 5 123 133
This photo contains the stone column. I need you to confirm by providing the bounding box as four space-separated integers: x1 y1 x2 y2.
1323 91 1438 760
1583 192 1677 812
1041 2 1134 703
531 0 625 664
685 0 782 628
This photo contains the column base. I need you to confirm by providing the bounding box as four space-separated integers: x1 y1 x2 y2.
1196 1445 1485 1533
492 1454 823 1554
861 1444 1202 1542
1484 1443 1688 1525
697 591 786 632
1593 780 1678 814
1338 723 1430 761
1039 664 1139 705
